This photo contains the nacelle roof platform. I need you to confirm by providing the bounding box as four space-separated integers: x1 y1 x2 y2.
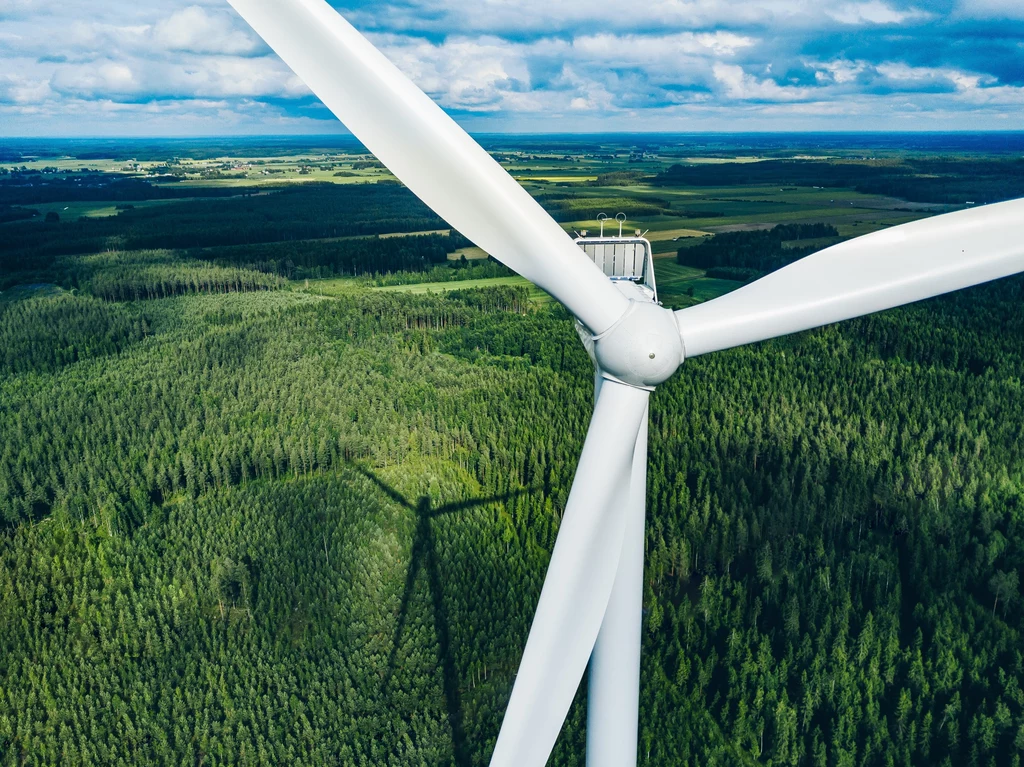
575 214 657 304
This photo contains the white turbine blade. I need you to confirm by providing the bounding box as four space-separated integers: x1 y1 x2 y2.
490 379 650 767
587 400 648 767
676 198 1024 357
225 0 628 334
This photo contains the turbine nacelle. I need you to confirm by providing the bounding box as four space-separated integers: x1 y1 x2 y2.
573 223 681 388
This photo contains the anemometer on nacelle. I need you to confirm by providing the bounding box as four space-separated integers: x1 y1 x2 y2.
574 213 658 305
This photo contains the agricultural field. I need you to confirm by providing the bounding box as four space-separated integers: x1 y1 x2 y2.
2 134 1024 766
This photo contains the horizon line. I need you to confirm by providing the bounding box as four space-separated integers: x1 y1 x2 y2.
4 129 1024 141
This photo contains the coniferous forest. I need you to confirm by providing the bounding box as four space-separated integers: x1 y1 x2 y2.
2 136 1024 766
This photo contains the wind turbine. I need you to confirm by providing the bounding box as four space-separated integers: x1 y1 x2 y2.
225 1 1024 764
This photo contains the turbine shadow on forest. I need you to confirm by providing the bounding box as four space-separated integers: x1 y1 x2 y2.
350 463 533 767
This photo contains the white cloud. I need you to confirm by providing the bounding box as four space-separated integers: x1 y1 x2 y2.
829 2 929 25
52 62 137 97
875 62 986 89
0 0 1019 134
0 73 54 104
342 0 839 36
556 65 617 113
376 35 530 111
957 84 1024 106
713 63 812 101
812 59 868 85
153 6 261 55
873 63 1024 105
367 29 760 113
0 94 343 137
572 31 755 66
952 0 1024 20
162 55 309 98
66 22 151 52
0 0 47 19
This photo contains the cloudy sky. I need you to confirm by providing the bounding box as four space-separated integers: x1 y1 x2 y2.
1 0 1022 136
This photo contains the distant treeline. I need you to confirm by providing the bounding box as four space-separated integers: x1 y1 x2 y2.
855 157 1024 205
0 175 260 205
365 259 514 287
0 184 446 287
592 171 650 187
678 223 839 273
537 193 670 222
0 204 38 224
0 137 368 162
185 232 471 279
655 160 900 189
88 262 286 302
654 158 1024 204
47 250 286 302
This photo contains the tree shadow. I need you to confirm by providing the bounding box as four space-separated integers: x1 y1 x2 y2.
350 463 532 767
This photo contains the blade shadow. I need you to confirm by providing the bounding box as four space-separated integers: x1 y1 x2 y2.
349 461 534 767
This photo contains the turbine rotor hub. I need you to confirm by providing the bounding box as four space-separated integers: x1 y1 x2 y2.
593 301 684 388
